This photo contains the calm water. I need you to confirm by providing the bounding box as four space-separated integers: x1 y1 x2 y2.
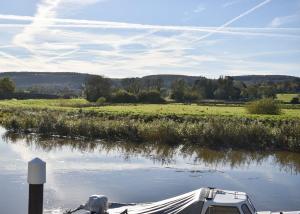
0 127 300 213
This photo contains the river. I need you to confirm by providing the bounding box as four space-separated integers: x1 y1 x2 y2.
0 127 299 213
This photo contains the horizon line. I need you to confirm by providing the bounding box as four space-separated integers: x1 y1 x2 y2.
1 70 299 79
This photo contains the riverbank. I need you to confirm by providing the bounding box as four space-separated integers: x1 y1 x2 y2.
0 99 299 152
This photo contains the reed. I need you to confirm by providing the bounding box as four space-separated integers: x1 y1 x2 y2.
1 107 299 152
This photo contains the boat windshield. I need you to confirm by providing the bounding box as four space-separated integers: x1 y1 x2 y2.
247 197 256 213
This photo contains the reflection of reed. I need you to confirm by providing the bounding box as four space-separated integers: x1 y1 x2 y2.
3 131 300 174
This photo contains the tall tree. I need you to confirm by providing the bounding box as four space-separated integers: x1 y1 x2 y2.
0 77 15 94
121 78 142 94
84 76 111 102
144 78 164 92
193 77 216 99
170 79 187 102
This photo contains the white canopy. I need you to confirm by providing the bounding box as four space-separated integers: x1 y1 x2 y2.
107 189 208 214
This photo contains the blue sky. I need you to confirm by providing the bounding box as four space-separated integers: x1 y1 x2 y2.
0 0 299 78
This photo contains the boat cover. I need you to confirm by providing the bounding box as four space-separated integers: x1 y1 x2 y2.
108 188 209 214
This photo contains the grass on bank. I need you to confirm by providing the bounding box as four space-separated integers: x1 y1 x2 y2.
0 98 299 119
1 108 300 152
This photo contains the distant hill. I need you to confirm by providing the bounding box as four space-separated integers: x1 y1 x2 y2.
0 72 90 92
232 75 300 84
142 74 200 87
0 72 299 92
0 72 201 90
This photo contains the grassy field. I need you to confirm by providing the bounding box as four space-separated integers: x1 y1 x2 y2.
276 93 299 102
0 98 299 119
0 99 299 152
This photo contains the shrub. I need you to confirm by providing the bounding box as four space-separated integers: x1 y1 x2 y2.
137 90 165 103
246 98 281 115
111 90 137 103
96 97 106 105
291 97 299 104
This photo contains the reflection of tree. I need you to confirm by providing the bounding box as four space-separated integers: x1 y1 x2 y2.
273 152 300 175
3 131 300 174
182 145 267 169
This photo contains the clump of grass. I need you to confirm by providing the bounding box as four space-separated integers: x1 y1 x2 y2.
139 119 180 145
246 98 281 115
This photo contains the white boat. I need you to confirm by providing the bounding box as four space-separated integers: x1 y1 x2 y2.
67 187 300 214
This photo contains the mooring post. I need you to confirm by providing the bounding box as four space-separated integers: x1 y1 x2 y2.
28 157 46 214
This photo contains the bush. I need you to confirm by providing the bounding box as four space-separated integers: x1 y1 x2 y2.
246 98 281 115
137 90 165 103
291 97 299 104
96 97 106 105
111 90 137 103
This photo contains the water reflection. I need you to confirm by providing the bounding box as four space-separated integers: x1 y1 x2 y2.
3 131 300 174
1 128 300 213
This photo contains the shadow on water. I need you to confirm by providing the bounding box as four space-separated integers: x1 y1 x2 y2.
3 131 300 174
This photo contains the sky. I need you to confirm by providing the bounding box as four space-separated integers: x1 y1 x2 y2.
0 0 299 78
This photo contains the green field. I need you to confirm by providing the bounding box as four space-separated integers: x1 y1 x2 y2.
0 98 299 119
276 93 299 102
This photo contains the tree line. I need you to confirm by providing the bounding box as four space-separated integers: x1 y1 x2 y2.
84 75 300 103
0 76 299 103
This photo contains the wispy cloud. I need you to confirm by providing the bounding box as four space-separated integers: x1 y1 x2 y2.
222 0 242 8
196 0 273 41
13 0 62 54
269 13 300 27
1 14 299 39
193 5 206 13
11 0 106 54
182 3 206 23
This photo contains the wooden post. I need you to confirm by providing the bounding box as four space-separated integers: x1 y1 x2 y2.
28 158 46 214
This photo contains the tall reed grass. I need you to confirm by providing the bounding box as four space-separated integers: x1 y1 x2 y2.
1 107 299 152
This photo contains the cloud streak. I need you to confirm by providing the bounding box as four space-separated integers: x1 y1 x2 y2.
223 0 242 8
0 14 299 39
13 0 62 55
196 0 273 41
